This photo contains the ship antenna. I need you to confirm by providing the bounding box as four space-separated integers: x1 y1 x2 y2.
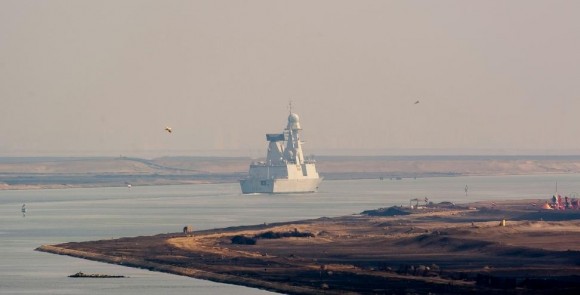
288 100 293 114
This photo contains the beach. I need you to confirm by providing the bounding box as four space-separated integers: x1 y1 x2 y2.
37 199 580 294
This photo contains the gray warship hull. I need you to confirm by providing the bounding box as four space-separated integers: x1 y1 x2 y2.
240 162 322 194
240 177 322 194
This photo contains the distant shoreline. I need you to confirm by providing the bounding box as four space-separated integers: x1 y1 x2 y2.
2 170 579 191
2 155 580 190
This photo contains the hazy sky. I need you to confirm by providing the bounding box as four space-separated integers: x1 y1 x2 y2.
1 1 579 157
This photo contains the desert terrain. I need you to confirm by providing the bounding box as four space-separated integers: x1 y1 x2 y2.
3 155 580 189
38 199 580 294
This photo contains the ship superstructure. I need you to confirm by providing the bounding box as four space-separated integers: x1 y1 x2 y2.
240 112 322 194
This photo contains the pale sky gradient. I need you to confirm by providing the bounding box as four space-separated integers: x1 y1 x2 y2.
1 1 579 157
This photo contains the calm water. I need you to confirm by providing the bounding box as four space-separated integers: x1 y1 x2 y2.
1 175 579 294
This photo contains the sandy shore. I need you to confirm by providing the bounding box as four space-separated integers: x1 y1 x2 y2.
4 155 580 190
37 200 580 294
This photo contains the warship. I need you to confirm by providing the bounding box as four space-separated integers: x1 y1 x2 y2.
240 111 322 194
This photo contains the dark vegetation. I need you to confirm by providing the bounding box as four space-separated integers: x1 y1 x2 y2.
231 229 314 245
230 235 257 245
361 206 411 216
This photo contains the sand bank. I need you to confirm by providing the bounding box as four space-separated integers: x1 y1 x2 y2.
37 200 580 294
4 155 580 190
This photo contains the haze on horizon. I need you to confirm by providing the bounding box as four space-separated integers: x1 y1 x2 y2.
1 1 579 158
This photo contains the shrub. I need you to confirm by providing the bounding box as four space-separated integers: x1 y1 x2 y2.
254 229 314 239
231 235 257 245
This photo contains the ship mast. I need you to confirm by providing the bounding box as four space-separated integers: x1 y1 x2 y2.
284 103 304 165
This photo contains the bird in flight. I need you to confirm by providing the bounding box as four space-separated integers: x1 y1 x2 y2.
165 127 172 133
414 100 420 104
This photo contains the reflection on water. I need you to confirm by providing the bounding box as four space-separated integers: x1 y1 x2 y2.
0 174 578 294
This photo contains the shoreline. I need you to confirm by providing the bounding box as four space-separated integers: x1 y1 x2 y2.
4 155 580 191
37 244 307 294
3 170 579 191
37 199 580 294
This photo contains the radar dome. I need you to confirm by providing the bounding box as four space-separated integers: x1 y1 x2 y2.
287 113 301 130
288 113 300 122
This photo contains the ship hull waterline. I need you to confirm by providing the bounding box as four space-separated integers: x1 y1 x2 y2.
240 177 323 194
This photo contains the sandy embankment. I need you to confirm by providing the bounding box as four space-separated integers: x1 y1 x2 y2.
37 199 580 294
4 156 580 190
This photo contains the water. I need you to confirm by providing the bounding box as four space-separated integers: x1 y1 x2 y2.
1 175 579 294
